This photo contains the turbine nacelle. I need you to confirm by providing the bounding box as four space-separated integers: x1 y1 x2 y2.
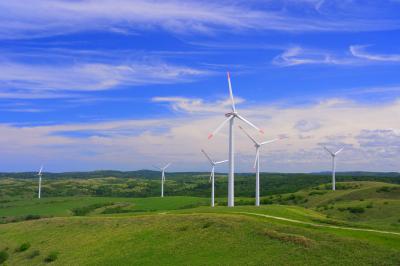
224 112 237 118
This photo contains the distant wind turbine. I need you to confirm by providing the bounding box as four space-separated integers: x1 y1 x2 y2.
201 149 228 207
154 163 171 197
208 72 263 207
239 126 278 206
324 147 344 191
37 166 43 199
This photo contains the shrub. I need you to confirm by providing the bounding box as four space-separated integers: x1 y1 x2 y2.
16 242 31 252
72 202 113 216
44 251 58 263
308 190 326 196
25 214 41 221
366 202 373 208
28 250 40 259
260 198 273 205
347 206 365 214
376 186 393 193
0 250 9 264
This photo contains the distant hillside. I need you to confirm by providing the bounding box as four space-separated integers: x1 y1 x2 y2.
1 171 400 199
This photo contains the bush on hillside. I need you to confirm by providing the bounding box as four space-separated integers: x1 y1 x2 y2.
0 250 9 264
308 190 326 196
376 186 395 193
25 214 41 221
44 251 58 263
16 242 31 252
347 206 365 214
71 202 113 216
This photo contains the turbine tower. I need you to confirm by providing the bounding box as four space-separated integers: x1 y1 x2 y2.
201 149 228 207
208 72 263 207
37 166 43 199
324 147 343 191
239 126 278 206
155 163 171 197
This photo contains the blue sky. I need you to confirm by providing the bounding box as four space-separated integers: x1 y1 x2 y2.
1 0 400 172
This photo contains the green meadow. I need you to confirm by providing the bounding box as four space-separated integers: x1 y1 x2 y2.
0 173 400 265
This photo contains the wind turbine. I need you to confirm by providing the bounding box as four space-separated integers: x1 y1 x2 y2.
37 166 43 199
155 163 171 197
239 126 278 206
201 149 228 207
324 147 344 191
208 72 263 207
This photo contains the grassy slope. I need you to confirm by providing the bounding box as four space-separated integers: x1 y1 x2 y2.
263 181 400 230
1 182 400 265
0 196 209 218
1 213 400 266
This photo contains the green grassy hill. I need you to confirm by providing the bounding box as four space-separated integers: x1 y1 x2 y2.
257 181 400 230
1 179 400 265
1 197 400 265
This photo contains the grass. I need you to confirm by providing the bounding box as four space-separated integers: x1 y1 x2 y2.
0 196 209 219
0 180 399 265
0 213 399 265
255 181 400 231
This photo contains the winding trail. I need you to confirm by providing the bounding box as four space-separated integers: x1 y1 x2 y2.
235 211 400 236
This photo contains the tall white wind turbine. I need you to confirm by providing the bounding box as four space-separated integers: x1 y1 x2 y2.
208 72 263 207
324 147 343 191
155 163 171 197
239 126 278 206
37 166 43 199
201 149 228 207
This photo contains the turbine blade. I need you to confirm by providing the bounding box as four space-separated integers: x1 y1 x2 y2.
208 116 232 139
323 146 334 156
201 149 214 165
238 125 259 145
209 169 213 183
260 138 278 146
253 148 259 169
214 160 228 164
335 147 344 155
227 72 236 112
236 114 264 134
163 163 171 170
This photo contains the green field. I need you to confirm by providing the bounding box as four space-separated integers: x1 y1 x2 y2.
1 178 400 265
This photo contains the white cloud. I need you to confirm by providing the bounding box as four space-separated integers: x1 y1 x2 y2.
350 45 400 62
1 96 400 172
273 45 400 67
272 46 360 67
151 96 244 114
0 0 399 39
0 59 209 98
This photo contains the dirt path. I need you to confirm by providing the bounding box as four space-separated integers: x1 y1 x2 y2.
236 211 400 236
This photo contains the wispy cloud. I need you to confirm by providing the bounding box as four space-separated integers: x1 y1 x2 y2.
0 50 212 99
350 45 400 62
151 96 244 114
273 45 400 67
0 0 399 40
272 46 359 67
0 61 208 91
